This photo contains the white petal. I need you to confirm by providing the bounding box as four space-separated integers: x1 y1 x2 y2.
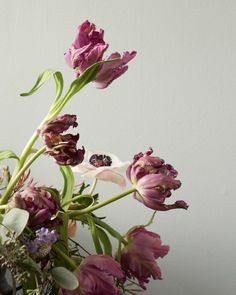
96 170 126 188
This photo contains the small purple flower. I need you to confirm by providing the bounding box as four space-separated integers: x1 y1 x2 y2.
65 20 136 89
40 114 85 166
127 148 188 211
120 227 169 289
60 255 124 295
22 227 58 258
9 181 60 229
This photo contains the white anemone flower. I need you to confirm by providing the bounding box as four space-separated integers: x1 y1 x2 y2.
72 149 130 187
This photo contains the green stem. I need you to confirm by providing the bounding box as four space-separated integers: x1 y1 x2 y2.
0 205 7 210
0 146 46 205
52 244 77 270
69 187 136 217
92 217 127 245
88 178 97 195
63 194 94 208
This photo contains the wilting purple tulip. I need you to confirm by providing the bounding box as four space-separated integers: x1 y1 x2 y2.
9 181 60 229
92 51 137 89
120 227 169 289
65 20 136 89
60 255 124 295
65 20 108 76
40 114 85 166
127 148 188 211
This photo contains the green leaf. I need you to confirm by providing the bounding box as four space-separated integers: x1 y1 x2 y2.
0 208 29 242
97 227 112 256
0 150 19 162
87 215 103 254
20 69 63 102
60 166 75 210
50 267 79 290
19 257 43 275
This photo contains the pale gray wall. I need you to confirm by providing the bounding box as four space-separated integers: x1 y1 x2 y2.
0 1 236 294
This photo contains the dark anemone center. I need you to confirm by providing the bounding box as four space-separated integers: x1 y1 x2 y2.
89 154 112 167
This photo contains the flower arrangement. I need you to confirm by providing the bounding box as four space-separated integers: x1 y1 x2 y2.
0 20 188 295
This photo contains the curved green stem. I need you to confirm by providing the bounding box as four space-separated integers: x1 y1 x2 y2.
0 146 46 205
52 244 77 270
69 187 136 217
88 178 97 195
92 217 127 245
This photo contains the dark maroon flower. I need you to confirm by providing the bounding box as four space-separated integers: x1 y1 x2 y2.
60 255 124 295
127 148 188 211
65 20 136 89
9 181 60 229
120 227 169 289
40 114 85 166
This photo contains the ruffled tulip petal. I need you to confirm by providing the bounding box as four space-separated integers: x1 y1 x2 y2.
120 227 169 289
93 51 137 89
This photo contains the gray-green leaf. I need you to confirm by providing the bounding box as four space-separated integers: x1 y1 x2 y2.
0 208 29 242
50 267 79 290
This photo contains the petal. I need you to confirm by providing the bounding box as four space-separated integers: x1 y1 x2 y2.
96 170 126 187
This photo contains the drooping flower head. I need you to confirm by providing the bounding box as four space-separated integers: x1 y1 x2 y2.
72 149 129 187
40 114 85 166
65 20 136 89
9 181 60 229
127 148 188 211
120 227 169 289
60 255 124 295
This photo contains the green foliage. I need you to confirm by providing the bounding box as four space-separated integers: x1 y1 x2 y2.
0 150 19 162
96 227 113 256
60 166 75 210
20 69 63 103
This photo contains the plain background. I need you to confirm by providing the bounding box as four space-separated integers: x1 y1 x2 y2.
0 1 236 294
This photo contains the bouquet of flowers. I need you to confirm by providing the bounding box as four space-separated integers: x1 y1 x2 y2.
0 20 188 295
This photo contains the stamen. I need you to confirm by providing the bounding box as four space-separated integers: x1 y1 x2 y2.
89 154 112 167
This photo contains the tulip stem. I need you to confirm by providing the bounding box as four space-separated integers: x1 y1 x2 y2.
69 187 136 217
88 178 97 195
0 146 46 205
52 244 77 270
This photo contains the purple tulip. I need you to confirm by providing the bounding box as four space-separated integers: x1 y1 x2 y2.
40 114 85 166
127 148 188 211
9 181 60 229
92 51 136 89
120 227 169 289
65 20 136 89
65 20 108 76
60 255 124 295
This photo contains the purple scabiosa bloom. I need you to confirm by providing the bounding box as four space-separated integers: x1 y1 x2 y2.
40 114 85 166
9 181 60 229
60 255 124 295
120 227 169 289
127 148 188 211
65 20 136 89
22 227 58 259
